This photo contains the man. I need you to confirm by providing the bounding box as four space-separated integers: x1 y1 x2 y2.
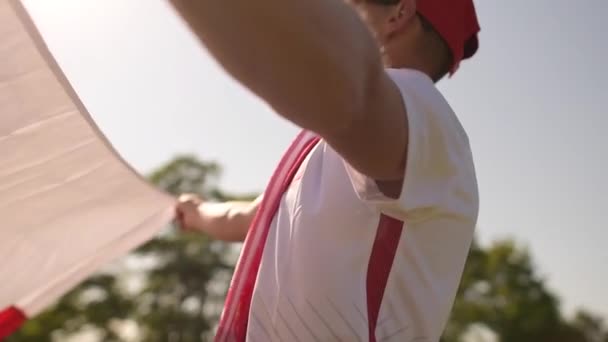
173 0 480 341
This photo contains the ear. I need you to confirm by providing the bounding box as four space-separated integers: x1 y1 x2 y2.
386 0 416 34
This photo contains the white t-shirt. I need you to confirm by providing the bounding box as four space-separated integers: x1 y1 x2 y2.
246 69 479 342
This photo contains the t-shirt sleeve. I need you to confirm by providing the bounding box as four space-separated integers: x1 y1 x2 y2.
342 68 479 222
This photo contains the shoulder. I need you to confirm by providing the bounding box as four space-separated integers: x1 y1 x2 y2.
385 67 473 165
342 68 479 222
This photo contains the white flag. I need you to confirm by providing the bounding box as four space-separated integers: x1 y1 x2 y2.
0 0 175 337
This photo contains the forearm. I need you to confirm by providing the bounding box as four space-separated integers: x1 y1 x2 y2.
199 198 261 242
168 0 383 135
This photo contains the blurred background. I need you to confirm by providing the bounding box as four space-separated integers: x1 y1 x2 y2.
8 0 607 341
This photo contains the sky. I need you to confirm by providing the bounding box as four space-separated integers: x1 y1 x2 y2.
22 0 608 319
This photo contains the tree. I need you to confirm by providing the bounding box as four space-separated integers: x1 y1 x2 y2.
445 239 570 342
8 274 134 342
442 240 607 342
569 310 608 342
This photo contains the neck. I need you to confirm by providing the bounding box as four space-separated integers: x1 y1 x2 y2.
381 42 437 81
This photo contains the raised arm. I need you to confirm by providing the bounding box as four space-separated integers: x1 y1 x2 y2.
168 0 409 181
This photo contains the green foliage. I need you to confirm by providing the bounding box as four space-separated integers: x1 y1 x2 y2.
442 240 607 342
10 274 133 342
6 155 608 341
445 240 561 341
148 155 221 197
570 311 608 342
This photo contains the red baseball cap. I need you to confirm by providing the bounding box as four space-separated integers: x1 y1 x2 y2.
417 0 480 74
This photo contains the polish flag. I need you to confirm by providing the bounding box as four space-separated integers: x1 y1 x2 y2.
0 0 175 338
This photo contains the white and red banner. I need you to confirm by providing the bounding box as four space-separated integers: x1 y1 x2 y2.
0 0 175 338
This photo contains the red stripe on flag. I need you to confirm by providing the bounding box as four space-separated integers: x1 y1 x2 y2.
0 306 26 340
366 215 404 342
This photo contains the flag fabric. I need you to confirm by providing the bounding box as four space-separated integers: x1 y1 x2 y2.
0 0 175 338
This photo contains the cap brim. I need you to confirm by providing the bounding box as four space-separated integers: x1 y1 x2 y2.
463 34 479 59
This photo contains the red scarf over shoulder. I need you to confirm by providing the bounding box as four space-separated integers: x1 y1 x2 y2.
215 131 320 341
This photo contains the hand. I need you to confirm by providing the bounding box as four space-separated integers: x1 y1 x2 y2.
175 193 206 232
174 193 261 241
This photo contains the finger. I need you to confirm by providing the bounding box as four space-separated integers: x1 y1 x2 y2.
178 193 202 204
178 194 194 203
173 207 189 230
